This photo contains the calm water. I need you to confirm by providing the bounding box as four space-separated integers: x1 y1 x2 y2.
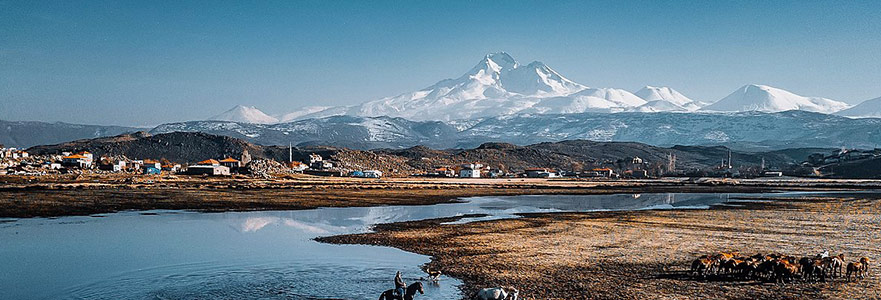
1 193 755 299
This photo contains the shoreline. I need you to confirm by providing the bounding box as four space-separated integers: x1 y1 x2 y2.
319 192 881 299
2 175 878 218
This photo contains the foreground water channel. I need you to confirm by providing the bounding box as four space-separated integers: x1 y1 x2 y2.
1 192 812 299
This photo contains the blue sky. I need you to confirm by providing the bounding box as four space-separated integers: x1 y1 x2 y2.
2 0 880 126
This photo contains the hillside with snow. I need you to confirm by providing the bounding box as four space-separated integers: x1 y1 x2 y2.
633 86 704 111
209 105 279 124
702 84 850 114
836 96 881 118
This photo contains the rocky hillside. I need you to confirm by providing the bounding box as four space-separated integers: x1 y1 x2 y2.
377 140 822 175
27 132 265 163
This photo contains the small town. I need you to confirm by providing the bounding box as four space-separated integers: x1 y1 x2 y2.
6 143 881 181
0 146 723 179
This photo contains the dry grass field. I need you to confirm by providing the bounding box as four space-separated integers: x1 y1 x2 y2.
322 194 881 299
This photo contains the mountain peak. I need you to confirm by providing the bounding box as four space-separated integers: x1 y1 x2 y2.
484 52 517 65
703 84 850 114
210 105 279 124
472 52 519 74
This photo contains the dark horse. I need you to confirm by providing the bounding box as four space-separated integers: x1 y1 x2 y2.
378 282 424 300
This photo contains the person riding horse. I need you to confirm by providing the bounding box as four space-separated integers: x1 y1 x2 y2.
394 271 406 297
378 281 424 300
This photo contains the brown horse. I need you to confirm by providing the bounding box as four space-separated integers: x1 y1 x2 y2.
846 262 864 282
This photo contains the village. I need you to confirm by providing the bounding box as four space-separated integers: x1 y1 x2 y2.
5 144 878 180
0 143 693 180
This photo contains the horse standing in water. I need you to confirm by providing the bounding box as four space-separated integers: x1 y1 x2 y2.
378 282 424 300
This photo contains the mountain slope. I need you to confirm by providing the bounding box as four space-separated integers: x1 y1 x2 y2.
209 105 279 124
0 120 140 148
702 84 850 113
836 96 881 118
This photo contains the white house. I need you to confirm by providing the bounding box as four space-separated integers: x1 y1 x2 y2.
459 163 483 178
186 165 231 176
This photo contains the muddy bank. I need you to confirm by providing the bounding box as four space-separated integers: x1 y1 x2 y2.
320 194 881 299
1 175 873 218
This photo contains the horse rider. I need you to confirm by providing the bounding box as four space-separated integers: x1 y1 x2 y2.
394 271 406 297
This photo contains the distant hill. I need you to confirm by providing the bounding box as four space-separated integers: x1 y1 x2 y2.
26 131 831 176
0 120 140 148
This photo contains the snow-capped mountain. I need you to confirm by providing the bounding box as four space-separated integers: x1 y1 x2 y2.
632 86 704 111
209 105 279 124
702 84 850 114
226 54 856 123
836 96 881 118
352 52 654 121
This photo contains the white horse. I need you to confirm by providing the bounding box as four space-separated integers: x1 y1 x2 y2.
473 287 518 300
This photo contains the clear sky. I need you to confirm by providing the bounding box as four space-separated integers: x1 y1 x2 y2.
2 0 880 126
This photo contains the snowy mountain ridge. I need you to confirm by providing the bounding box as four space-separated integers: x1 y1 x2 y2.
208 53 869 124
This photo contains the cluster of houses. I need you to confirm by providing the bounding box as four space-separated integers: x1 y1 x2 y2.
294 153 383 178
421 159 649 179
0 147 251 176
0 146 663 180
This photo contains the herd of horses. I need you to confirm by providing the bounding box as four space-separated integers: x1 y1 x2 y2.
690 251 871 283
